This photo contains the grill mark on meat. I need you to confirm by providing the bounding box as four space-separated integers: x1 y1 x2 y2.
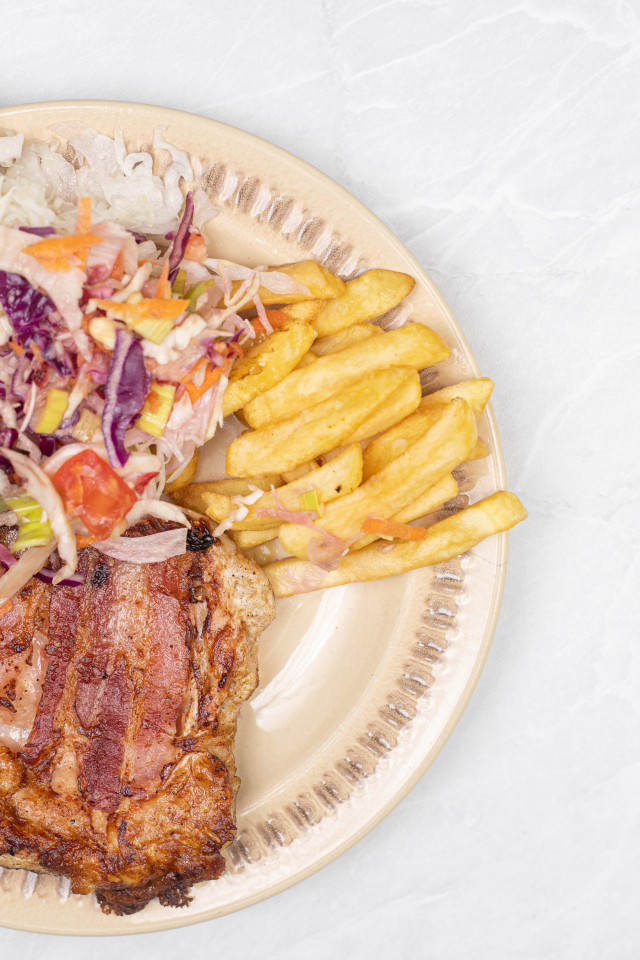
128 559 192 792
21 559 89 765
80 657 132 812
73 555 119 731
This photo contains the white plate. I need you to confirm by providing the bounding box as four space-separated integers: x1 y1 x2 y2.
0 101 508 935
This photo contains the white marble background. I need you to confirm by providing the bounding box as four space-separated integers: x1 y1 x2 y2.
1 0 639 957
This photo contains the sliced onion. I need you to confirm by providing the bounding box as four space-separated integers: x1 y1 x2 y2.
93 527 187 563
125 498 189 527
0 542 16 569
0 542 57 603
307 529 351 571
35 567 85 586
257 506 318 526
43 441 109 476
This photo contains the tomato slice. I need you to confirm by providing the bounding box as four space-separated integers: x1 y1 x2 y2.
52 449 137 540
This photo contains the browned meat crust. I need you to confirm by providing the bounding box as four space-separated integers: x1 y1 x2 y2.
0 518 275 914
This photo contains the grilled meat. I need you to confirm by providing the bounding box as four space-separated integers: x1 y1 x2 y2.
0 518 275 914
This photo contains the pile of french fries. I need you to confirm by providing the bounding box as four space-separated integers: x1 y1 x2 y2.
171 260 526 597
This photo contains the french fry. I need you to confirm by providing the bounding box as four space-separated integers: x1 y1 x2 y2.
468 438 490 461
222 320 317 417
170 476 281 513
280 461 320 483
227 368 412 477
312 269 415 337
419 377 493 415
228 529 278 549
236 261 345 306
310 323 383 357
266 492 527 596
173 476 282 501
278 398 477 560
342 369 421 444
163 451 198 493
244 323 451 430
176 444 362 530
276 300 328 323
293 352 318 370
362 377 494 480
352 473 458 550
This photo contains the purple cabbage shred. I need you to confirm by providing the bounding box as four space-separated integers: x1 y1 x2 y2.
0 271 56 341
102 329 149 468
167 191 194 283
18 226 56 237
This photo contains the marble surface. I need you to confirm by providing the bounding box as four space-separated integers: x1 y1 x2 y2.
1 0 639 956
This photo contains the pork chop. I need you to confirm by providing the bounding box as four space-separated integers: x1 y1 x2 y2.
0 517 275 914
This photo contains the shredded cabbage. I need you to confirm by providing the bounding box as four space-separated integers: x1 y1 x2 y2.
0 122 304 600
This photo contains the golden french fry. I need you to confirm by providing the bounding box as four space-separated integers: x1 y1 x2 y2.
343 369 421 444
362 377 494 481
222 320 317 417
419 377 494 415
278 398 477 560
163 451 198 493
352 473 458 550
244 323 450 429
235 444 361 528
170 485 231 522
467 438 490 461
267 492 527 597
310 323 383 357
172 476 281 502
227 368 412 477
237 261 345 306
228 528 278 549
293 352 318 370
280 461 320 483
312 269 416 337
183 444 362 530
277 300 328 322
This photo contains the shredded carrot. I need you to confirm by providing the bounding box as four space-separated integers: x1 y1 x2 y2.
137 258 162 267
76 196 92 234
154 260 170 299
0 600 13 619
110 248 124 281
7 339 24 355
76 534 97 549
30 341 44 364
184 233 207 262
185 365 226 403
177 356 208 384
24 233 104 272
360 515 428 541
226 341 244 360
42 256 71 273
92 298 189 322
265 310 288 329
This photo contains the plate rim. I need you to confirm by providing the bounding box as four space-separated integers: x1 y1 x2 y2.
0 99 509 936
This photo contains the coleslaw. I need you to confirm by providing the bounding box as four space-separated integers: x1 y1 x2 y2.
0 123 309 598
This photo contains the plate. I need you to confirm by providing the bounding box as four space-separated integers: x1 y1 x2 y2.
0 100 508 935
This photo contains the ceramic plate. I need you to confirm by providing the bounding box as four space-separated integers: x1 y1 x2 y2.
0 101 508 935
